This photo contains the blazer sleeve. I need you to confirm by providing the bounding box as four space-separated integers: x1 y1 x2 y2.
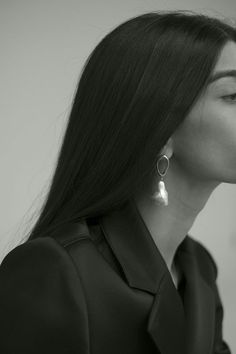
0 237 90 354
207 252 232 354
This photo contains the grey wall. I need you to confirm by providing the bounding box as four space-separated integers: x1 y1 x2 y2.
0 0 235 350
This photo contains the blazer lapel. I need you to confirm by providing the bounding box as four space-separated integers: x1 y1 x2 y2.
99 198 216 354
176 242 216 354
99 199 186 354
55 198 216 354
146 271 186 354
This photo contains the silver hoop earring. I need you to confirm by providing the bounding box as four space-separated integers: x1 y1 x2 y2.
151 154 169 206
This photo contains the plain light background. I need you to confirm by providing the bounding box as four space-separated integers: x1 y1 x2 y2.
1 0 236 350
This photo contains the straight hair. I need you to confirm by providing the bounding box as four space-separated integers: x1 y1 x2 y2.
21 10 236 242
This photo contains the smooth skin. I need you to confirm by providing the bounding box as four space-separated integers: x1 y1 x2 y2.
134 40 236 288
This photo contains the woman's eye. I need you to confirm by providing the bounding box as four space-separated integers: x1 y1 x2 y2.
222 93 236 101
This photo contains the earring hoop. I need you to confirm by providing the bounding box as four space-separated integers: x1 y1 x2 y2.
156 154 169 177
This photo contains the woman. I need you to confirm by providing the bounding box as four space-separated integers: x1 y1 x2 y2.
0 10 234 354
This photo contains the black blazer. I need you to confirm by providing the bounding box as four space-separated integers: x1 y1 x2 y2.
0 199 232 354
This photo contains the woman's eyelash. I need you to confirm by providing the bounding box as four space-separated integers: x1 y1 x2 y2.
222 93 236 101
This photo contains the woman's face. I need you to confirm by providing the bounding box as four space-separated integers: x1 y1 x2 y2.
172 40 236 184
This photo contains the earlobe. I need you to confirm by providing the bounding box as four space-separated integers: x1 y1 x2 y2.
160 137 174 159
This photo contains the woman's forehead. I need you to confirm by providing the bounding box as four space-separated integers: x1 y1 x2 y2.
212 41 236 76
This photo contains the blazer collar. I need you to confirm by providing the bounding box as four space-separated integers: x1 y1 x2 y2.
98 198 215 354
100 198 169 294
56 198 215 354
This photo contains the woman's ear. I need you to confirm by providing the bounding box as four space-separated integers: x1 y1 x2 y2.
160 137 174 159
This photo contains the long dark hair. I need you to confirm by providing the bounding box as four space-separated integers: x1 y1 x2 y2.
22 10 236 242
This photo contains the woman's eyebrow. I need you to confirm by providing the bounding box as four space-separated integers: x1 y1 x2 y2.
208 69 236 84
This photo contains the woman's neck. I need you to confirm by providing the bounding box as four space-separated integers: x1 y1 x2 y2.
134 156 220 274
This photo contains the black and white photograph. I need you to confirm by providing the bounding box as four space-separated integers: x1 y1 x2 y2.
0 1 236 353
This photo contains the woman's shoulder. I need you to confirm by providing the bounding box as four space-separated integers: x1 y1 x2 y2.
0 234 92 317
0 235 90 352
0 221 92 272
0 236 70 277
0 232 96 299
0 236 79 299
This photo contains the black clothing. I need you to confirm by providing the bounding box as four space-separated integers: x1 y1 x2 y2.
0 199 231 353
